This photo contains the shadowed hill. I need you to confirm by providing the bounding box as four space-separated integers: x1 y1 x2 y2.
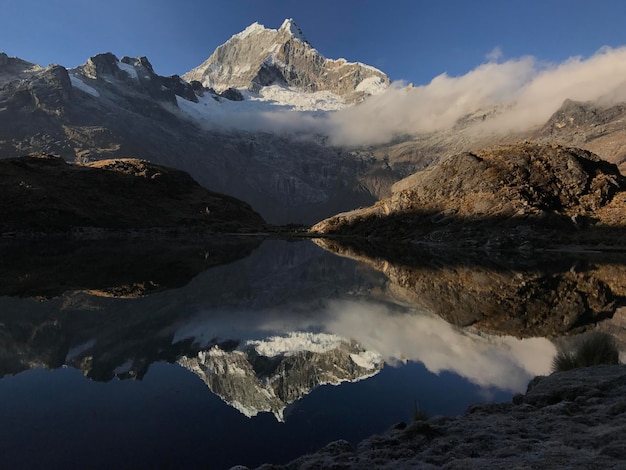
0 154 266 236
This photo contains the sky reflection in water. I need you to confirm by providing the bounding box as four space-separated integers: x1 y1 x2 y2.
0 239 601 469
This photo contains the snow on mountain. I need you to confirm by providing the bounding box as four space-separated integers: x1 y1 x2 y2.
182 18 389 109
279 18 309 43
116 60 139 81
246 331 345 356
174 82 345 130
355 75 389 95
68 74 100 97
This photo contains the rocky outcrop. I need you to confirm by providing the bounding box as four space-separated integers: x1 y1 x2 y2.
0 154 266 236
183 19 389 103
311 143 626 249
249 365 626 469
77 53 199 104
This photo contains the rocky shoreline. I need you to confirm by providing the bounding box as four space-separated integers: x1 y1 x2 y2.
240 364 626 469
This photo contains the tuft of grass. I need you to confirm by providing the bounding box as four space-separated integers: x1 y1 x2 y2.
413 400 428 421
552 331 620 372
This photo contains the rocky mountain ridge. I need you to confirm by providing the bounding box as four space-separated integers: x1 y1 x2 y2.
533 98 626 172
0 48 378 224
183 19 389 104
3 22 626 227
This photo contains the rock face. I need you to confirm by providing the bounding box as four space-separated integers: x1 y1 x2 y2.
0 154 266 235
311 143 626 248
183 19 389 103
251 364 626 469
534 99 626 174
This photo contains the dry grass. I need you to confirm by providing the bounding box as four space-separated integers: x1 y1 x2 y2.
552 332 620 372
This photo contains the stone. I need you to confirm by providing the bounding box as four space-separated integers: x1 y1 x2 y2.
249 365 626 469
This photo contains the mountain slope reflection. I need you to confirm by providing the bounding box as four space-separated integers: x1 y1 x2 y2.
0 238 262 298
2 239 615 422
178 333 382 421
314 238 626 337
172 299 555 417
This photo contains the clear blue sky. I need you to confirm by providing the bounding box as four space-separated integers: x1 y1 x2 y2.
2 0 626 84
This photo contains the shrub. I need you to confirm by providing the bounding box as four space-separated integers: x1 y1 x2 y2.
552 331 620 372
413 401 428 421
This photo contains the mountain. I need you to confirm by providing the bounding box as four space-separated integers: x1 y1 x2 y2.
183 19 389 107
3 22 626 228
0 153 266 236
0 41 379 224
533 98 626 173
311 143 626 249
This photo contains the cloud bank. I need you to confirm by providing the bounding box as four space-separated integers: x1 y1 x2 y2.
175 46 626 147
326 46 626 146
175 299 556 393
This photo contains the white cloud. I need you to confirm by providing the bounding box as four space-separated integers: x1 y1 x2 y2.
326 57 538 146
320 300 555 392
485 46 504 62
324 46 626 146
177 46 626 147
177 299 556 393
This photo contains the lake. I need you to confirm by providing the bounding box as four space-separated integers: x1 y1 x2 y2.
0 238 624 469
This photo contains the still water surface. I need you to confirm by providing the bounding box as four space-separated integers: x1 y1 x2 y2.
0 239 621 469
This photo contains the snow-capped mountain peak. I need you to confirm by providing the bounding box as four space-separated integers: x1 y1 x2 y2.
231 21 266 41
182 19 389 104
278 18 309 44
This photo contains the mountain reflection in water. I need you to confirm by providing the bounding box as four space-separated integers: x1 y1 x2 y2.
0 239 624 469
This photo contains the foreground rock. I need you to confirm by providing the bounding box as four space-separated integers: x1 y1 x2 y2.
246 365 626 469
311 143 626 249
0 154 266 236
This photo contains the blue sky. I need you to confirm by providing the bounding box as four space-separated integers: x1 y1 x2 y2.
1 0 626 85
